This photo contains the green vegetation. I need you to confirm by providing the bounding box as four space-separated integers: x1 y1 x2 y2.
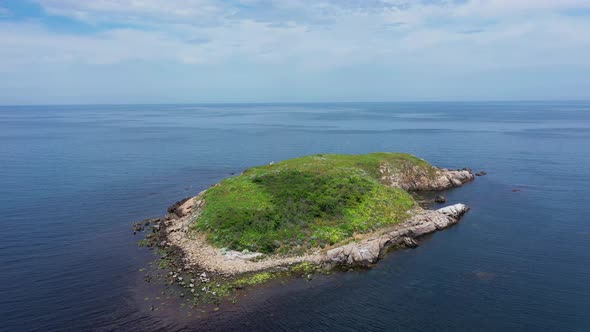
194 272 278 303
233 272 275 287
290 262 318 275
192 153 435 253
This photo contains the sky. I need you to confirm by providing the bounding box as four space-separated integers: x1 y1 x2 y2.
1 0 590 104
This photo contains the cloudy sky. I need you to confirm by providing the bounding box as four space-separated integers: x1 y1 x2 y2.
1 0 590 104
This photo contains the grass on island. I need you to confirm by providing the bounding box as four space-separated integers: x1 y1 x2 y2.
191 153 437 254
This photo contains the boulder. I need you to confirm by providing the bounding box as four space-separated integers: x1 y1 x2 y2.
175 197 198 217
224 250 264 261
401 237 418 248
166 196 204 219
167 197 191 214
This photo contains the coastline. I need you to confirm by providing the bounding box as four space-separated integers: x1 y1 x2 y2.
133 164 479 304
161 198 470 276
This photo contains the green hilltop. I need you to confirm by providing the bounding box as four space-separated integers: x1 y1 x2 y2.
191 153 438 254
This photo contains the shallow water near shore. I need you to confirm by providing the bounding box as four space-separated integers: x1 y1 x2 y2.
1 102 590 331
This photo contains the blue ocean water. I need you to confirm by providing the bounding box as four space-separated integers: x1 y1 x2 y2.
1 102 589 331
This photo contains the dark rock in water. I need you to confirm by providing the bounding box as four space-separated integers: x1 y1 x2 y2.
167 197 198 218
435 195 447 203
132 222 144 232
512 188 521 192
476 171 487 176
167 197 191 215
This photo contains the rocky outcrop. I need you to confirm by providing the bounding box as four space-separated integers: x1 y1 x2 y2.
167 197 191 217
379 162 475 191
174 197 200 218
325 204 470 267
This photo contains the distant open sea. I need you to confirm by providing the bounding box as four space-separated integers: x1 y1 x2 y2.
1 102 590 331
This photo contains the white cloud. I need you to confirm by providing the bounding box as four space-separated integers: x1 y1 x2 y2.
454 0 590 17
35 0 590 26
2 1 590 70
2 0 590 99
36 0 225 23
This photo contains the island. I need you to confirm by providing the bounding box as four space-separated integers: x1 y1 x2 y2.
136 153 477 302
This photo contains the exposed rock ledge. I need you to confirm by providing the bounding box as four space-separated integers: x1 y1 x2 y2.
163 197 470 274
379 164 475 191
325 204 470 267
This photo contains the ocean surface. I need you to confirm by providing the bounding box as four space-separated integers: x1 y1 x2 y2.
1 102 590 331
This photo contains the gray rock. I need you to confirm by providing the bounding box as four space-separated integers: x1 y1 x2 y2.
325 204 470 267
379 164 475 191
450 178 463 187
402 237 418 248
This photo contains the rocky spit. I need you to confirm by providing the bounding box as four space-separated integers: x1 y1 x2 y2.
142 166 478 275
325 204 470 266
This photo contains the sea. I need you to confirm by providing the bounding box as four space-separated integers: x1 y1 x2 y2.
1 102 589 331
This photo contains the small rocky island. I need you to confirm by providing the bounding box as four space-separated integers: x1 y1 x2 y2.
137 153 477 302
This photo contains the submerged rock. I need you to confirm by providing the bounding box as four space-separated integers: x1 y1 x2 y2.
434 195 447 203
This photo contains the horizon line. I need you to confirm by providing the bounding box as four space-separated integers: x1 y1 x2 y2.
1 98 590 107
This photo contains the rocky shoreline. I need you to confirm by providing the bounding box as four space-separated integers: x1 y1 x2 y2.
139 167 476 270
325 203 470 266
133 164 480 303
